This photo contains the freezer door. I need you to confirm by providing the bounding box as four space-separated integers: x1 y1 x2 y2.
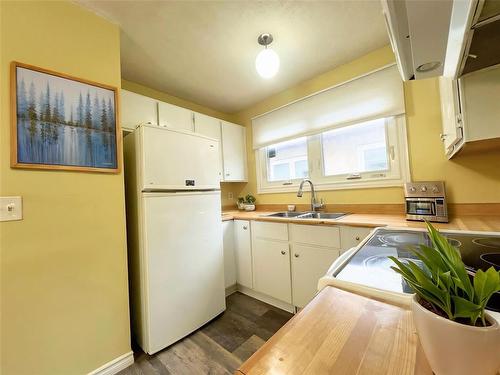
142 191 225 354
140 125 221 190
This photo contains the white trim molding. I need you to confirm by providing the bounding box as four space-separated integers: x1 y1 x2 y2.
88 351 134 375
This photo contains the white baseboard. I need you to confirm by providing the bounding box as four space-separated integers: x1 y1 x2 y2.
237 285 295 313
225 284 238 297
88 351 134 375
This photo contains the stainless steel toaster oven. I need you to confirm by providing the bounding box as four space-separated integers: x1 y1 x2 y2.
404 181 448 223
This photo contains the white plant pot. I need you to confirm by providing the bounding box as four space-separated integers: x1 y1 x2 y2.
244 204 255 211
411 295 500 375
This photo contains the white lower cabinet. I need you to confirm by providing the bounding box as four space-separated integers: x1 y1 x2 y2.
227 221 373 310
291 244 340 308
340 226 373 253
222 220 236 288
252 238 292 303
234 220 253 288
289 224 341 307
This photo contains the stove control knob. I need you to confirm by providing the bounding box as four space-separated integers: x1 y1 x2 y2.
409 186 416 192
432 186 439 193
421 186 427 192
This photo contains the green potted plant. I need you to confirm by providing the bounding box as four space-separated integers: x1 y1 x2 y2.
390 222 500 375
237 194 256 211
237 197 246 210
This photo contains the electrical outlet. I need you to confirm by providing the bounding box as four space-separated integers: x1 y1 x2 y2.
228 192 234 200
0 196 23 221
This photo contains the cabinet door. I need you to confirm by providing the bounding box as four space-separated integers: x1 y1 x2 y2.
438 77 462 153
291 244 339 308
460 65 500 142
194 112 221 139
158 101 194 131
121 90 158 130
221 121 247 181
222 221 236 288
340 226 372 253
234 220 253 288
252 238 292 303
194 113 223 180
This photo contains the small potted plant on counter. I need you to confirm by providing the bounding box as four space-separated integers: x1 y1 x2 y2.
237 194 256 211
390 222 500 375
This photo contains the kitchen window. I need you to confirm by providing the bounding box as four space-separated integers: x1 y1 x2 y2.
257 115 409 193
266 137 308 182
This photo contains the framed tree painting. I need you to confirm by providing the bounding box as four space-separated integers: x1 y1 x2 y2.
11 62 121 173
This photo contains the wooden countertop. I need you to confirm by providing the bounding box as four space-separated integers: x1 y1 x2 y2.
236 286 432 375
222 210 500 232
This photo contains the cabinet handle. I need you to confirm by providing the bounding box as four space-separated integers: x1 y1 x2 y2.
294 253 299 258
243 226 248 230
355 236 360 241
226 173 230 176
281 250 286 255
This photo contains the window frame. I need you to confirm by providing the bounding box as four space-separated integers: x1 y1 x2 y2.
256 115 410 194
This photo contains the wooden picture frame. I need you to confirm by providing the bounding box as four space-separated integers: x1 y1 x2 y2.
11 61 122 173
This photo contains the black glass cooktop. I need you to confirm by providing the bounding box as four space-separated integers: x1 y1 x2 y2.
335 228 500 311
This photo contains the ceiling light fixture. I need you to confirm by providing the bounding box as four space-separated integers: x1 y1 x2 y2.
255 33 280 79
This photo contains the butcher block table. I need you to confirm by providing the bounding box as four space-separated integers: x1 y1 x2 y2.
236 286 432 375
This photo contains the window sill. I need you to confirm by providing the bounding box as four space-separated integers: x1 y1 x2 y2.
257 178 407 194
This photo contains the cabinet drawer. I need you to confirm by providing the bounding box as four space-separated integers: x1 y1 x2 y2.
289 224 340 248
252 221 288 241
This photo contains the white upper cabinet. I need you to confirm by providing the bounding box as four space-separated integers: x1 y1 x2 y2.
121 89 158 131
460 66 500 144
439 66 500 158
194 112 221 139
438 77 463 155
221 121 247 182
121 91 247 181
158 101 194 132
194 113 223 180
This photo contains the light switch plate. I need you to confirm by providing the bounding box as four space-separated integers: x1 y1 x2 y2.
0 196 23 221
228 192 234 200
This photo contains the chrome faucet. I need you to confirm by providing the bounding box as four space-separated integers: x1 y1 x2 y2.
297 179 324 212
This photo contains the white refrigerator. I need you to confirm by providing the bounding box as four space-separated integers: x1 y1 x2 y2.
124 125 226 354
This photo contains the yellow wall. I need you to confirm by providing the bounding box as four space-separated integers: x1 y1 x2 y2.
233 46 500 205
0 2 131 374
121 79 244 206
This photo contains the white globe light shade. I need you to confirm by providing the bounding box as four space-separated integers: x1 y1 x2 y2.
255 48 280 78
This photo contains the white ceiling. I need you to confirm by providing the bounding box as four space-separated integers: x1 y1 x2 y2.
78 1 389 114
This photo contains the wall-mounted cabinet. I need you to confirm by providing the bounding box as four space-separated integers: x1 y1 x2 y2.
120 89 247 182
194 113 223 180
221 121 247 182
158 101 194 132
439 65 500 158
120 90 158 131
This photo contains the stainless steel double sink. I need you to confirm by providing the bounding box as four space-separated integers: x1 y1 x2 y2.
263 211 348 220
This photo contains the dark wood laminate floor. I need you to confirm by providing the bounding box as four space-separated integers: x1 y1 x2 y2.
118 292 293 375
